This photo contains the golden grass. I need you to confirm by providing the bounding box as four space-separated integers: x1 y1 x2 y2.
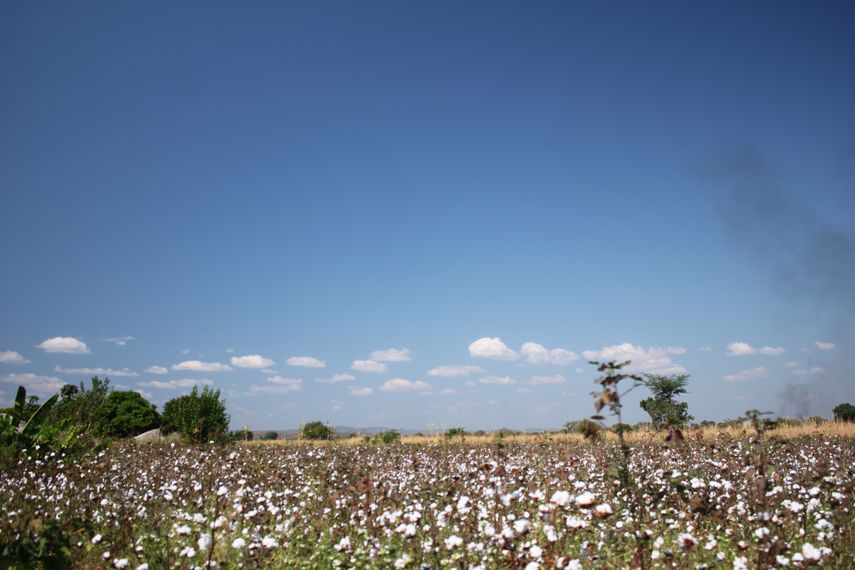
240 420 855 446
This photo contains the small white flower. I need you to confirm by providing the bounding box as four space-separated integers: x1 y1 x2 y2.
197 534 212 551
575 492 595 507
801 543 821 561
550 490 572 507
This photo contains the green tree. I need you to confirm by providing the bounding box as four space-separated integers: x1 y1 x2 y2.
833 402 855 422
161 386 230 444
639 374 693 430
444 427 465 439
261 431 278 440
375 430 401 444
300 421 333 440
52 376 112 434
93 391 160 438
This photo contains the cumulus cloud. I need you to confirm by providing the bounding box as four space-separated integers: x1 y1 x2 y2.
105 336 134 347
350 386 373 397
351 359 387 373
0 351 29 365
426 365 484 378
315 373 356 384
54 366 138 377
726 341 785 356
1 373 66 395
138 378 214 389
230 354 275 369
247 376 302 395
814 341 836 350
286 356 325 368
36 337 90 354
378 378 432 392
479 375 517 385
793 367 826 376
528 374 566 385
520 342 579 366
581 343 687 374
172 360 233 372
146 365 168 375
722 367 768 382
468 337 520 361
370 348 411 362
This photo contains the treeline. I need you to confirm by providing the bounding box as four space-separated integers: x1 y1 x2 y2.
0 377 231 468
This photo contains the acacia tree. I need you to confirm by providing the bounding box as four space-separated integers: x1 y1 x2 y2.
300 421 332 440
639 374 693 430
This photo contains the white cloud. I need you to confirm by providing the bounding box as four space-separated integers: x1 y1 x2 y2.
105 336 134 347
230 354 275 369
350 386 373 397
36 336 90 354
286 356 325 368
520 342 579 366
793 367 826 376
247 375 302 395
370 348 411 362
783 361 800 369
54 366 138 377
351 359 387 373
439 388 456 396
172 360 233 372
378 378 432 392
1 373 66 395
814 341 836 351
581 343 687 375
146 365 168 375
315 373 356 384
248 384 300 395
331 402 344 412
266 376 302 386
479 375 517 385
697 346 713 352
135 389 154 401
528 374 566 385
726 341 785 356
468 337 519 361
426 365 484 378
138 378 214 389
180 348 190 355
722 367 768 382
0 351 29 365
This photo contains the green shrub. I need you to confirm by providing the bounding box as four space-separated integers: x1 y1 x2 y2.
94 391 160 438
375 430 401 444
300 421 333 440
161 386 230 444
833 403 855 422
444 427 465 439
261 431 278 440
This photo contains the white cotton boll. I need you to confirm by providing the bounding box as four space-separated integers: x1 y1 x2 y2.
575 492 595 507
550 490 572 507
231 538 246 549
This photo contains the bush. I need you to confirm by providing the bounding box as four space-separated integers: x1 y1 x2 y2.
161 386 230 444
93 391 160 438
52 376 112 434
375 430 401 444
300 421 332 440
833 403 855 422
261 431 278 440
444 427 465 439
230 428 254 442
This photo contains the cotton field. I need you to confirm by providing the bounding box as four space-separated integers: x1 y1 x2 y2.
1 437 853 568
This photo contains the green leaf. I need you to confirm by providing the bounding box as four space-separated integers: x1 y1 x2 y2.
21 394 59 438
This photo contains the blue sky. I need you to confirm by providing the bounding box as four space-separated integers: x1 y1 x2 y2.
2 1 853 430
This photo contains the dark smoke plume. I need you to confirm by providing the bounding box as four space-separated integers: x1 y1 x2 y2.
706 150 855 417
